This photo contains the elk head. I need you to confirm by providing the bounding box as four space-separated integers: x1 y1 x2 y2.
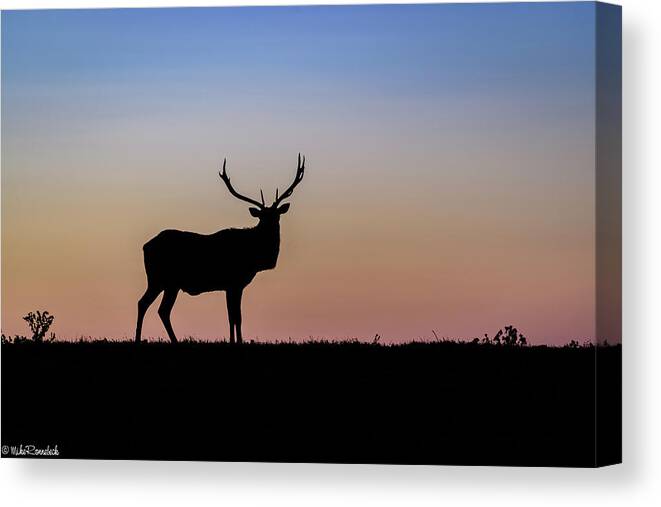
218 153 306 225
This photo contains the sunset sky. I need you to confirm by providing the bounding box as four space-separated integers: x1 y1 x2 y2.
2 3 616 344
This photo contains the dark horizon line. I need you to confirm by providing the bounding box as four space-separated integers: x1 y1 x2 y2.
0 334 620 348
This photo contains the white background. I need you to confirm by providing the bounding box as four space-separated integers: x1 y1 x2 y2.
0 0 658 505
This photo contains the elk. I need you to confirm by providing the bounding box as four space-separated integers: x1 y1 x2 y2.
135 154 306 344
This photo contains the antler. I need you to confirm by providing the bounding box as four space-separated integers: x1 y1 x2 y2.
274 153 306 206
218 158 265 208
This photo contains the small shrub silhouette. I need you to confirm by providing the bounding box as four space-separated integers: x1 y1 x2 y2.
23 311 56 343
483 325 527 346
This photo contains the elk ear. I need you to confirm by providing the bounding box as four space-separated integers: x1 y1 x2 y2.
277 203 290 215
249 207 261 217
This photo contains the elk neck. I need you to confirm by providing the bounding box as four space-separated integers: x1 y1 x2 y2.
251 219 281 270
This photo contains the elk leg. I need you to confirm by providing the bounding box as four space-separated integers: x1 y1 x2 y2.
234 289 244 344
226 290 236 344
136 286 161 343
158 289 179 343
226 289 244 344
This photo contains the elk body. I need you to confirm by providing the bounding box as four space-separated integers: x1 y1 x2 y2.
135 154 306 344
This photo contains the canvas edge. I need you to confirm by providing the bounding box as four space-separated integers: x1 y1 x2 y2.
595 0 622 467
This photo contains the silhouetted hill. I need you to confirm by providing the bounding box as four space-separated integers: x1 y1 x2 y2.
1 340 621 466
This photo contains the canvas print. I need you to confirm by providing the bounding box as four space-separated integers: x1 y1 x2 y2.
1 2 621 466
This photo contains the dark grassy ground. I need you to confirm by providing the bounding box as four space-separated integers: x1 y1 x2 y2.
1 340 620 466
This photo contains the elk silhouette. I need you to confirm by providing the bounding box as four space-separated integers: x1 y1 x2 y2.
135 154 306 344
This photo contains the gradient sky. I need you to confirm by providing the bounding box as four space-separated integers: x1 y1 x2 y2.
2 3 610 344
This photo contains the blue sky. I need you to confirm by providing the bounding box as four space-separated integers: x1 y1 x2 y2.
3 4 594 99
